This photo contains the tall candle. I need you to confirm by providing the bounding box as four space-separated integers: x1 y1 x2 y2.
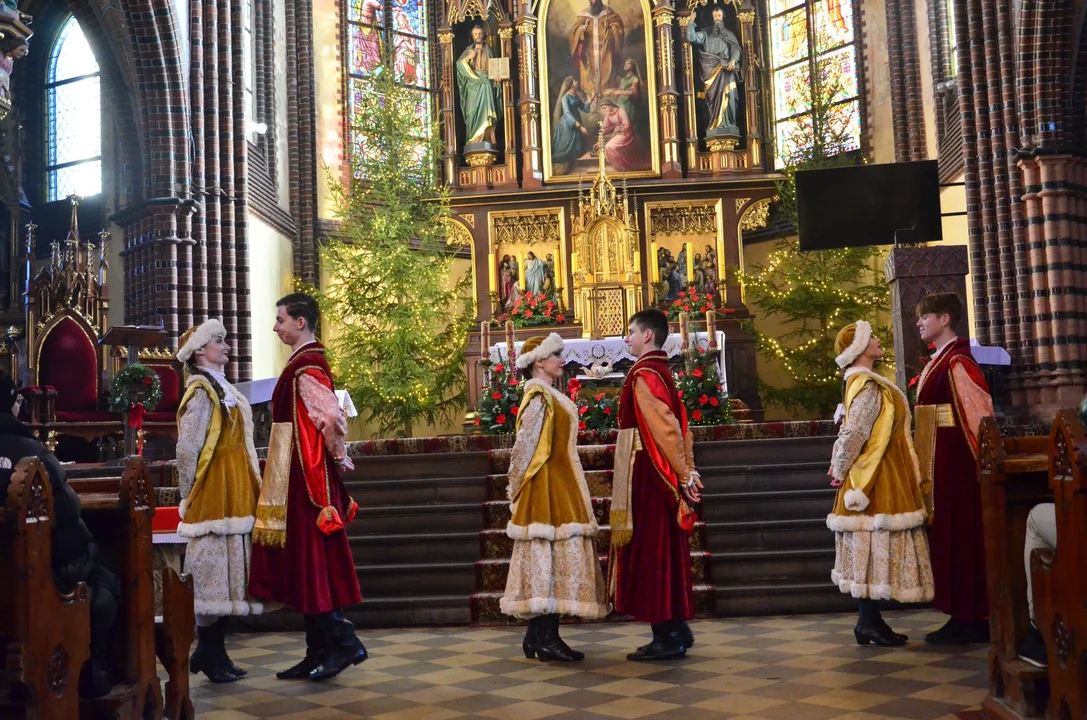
517 253 526 291
556 249 564 290
488 252 497 295
685 242 694 284
679 312 690 350
633 250 641 275
505 320 516 365
706 310 717 350
650 242 659 282
480 321 490 357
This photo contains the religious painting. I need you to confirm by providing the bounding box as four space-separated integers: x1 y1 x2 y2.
538 0 659 181
687 3 745 142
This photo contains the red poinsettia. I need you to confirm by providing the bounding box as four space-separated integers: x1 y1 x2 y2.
496 414 507 425
511 405 520 416
492 391 502 400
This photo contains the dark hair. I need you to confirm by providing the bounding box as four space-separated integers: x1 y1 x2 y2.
184 358 229 410
629 308 669 348
277 292 320 333
916 292 963 328
519 365 534 382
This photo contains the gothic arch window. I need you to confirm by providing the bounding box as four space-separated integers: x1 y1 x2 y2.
45 16 102 200
768 0 861 168
344 0 433 167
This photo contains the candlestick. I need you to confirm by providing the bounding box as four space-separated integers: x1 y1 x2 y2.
505 320 516 365
685 242 694 284
488 251 497 294
649 242 659 282
480 321 490 357
516 253 525 291
706 310 717 350
633 250 641 276
679 312 689 350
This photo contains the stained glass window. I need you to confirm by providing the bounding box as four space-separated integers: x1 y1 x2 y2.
46 17 102 200
345 0 433 170
769 0 861 168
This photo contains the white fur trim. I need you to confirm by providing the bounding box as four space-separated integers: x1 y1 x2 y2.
835 320 872 368
825 509 927 532
177 515 256 538
193 599 265 616
843 488 870 512
505 520 599 541
178 497 188 519
177 319 227 363
500 596 611 620
830 574 931 603
515 333 564 369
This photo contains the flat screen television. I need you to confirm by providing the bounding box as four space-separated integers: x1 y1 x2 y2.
795 160 942 251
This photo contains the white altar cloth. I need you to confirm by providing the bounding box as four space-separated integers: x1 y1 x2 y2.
490 332 727 393
234 378 358 417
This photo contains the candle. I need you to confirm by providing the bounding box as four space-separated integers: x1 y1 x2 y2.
556 249 564 289
505 320 516 365
516 253 525 291
480 321 490 357
706 310 717 350
633 250 641 275
488 251 497 294
650 242 659 282
685 242 694 284
679 312 689 350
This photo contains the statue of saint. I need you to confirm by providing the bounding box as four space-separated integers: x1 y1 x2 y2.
456 24 500 147
569 0 625 96
687 6 743 137
524 252 548 296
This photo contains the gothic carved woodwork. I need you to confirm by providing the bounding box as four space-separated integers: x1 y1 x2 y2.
487 207 568 313
737 197 772 231
646 199 727 305
652 7 681 178
443 217 479 316
515 17 544 187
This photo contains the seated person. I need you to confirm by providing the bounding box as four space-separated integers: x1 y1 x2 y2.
0 371 121 698
1017 502 1055 668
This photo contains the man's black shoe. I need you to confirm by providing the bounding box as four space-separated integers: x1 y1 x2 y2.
1017 625 1048 668
925 617 989 645
678 621 695 649
627 623 687 662
277 614 325 680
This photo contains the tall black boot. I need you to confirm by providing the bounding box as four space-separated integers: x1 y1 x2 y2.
522 617 542 659
549 615 585 661
854 599 906 647
213 619 247 678
190 624 240 683
869 603 907 645
627 622 687 662
277 614 325 680
309 610 368 681
534 614 578 662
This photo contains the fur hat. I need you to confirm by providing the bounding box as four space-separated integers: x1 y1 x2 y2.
515 333 564 370
177 319 228 363
834 320 873 369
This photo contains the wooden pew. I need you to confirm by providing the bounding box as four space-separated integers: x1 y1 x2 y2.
155 569 194 720
0 458 92 719
1030 410 1087 719
978 417 1052 719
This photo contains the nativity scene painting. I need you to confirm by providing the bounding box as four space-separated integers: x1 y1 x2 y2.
539 0 659 180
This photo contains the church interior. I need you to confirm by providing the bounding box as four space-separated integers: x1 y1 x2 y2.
0 0 1085 714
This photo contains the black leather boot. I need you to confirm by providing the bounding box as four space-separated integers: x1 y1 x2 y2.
522 617 542 659
678 621 695 649
627 623 687 661
549 615 584 661
309 610 368 681
534 614 579 662
870 604 907 645
854 599 906 647
190 624 240 682
277 614 325 680
214 619 247 677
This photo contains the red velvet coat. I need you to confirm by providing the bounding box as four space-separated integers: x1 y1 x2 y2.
612 351 696 624
916 338 989 622
248 343 362 614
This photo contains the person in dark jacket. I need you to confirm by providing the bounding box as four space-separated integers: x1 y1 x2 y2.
0 371 121 699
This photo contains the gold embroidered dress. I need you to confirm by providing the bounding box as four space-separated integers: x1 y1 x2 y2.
176 372 264 616
827 367 935 603
500 379 609 619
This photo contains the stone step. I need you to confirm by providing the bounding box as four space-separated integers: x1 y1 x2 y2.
350 452 492 481
349 531 481 564
714 580 855 617
475 550 712 594
355 561 477 597
701 488 837 523
710 547 835 584
470 584 718 625
700 461 832 493
479 521 707 559
694 436 837 466
350 501 484 535
704 518 831 553
344 475 489 507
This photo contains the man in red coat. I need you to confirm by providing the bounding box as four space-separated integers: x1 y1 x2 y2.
914 292 994 644
249 292 367 680
610 308 702 661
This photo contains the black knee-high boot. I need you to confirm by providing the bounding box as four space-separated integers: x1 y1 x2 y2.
549 615 584 661
854 599 906 647
522 617 542 659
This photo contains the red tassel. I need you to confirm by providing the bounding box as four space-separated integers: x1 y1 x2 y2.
128 402 146 429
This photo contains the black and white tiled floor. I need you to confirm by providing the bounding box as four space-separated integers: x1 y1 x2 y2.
190 610 987 719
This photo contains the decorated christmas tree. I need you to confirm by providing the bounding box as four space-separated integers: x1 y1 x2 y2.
318 44 473 438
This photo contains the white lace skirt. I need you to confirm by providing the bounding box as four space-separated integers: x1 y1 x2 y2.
831 527 935 603
184 533 265 616
500 536 610 620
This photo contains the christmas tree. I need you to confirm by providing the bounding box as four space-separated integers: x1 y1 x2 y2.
740 42 890 418
318 45 473 438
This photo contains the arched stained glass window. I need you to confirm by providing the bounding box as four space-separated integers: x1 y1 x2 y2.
345 0 432 166
769 0 861 168
46 17 102 200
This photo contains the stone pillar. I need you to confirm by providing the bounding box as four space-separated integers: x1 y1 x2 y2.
883 246 970 390
497 25 518 187
652 6 681 178
515 16 543 188
438 29 459 189
677 13 699 172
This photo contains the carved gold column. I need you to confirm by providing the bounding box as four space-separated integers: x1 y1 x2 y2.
737 1 762 168
515 17 543 188
677 13 700 173
438 29 459 188
497 25 518 187
652 7 681 178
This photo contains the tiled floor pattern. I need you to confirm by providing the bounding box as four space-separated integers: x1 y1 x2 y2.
190 610 988 720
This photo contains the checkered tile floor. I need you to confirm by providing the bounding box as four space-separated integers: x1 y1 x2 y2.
190 610 987 719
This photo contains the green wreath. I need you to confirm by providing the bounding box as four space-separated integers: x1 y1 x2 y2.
107 363 162 414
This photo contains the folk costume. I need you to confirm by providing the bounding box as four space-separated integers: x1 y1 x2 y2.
828 321 934 647
176 319 263 682
501 334 609 662
914 335 994 643
610 349 699 660
248 340 367 681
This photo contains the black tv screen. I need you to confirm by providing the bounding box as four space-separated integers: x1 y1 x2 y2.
795 160 942 251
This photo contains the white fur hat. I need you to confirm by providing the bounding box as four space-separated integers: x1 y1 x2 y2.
177 319 227 363
515 333 564 369
834 320 873 369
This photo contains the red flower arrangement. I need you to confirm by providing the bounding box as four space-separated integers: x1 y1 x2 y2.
675 346 733 426
567 378 618 432
493 293 568 328
665 290 736 320
476 357 522 434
